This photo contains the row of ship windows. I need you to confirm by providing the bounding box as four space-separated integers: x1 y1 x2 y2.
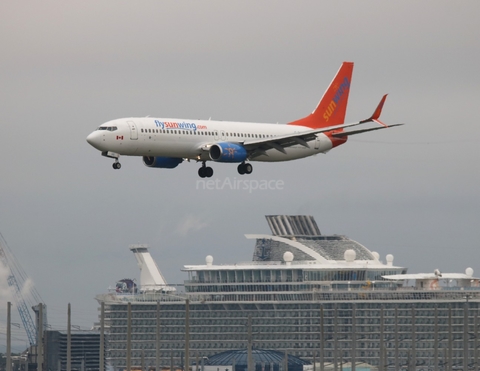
106 345 472 356
194 270 401 283
107 331 467 343
110 324 463 338
107 317 471 328
140 128 277 139
109 301 474 312
108 353 468 366
106 310 474 320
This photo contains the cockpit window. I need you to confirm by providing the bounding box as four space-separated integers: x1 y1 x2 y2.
97 126 118 131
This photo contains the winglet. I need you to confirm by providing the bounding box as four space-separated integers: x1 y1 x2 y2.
361 94 388 127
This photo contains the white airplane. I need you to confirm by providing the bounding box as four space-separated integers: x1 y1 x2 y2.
86 62 402 178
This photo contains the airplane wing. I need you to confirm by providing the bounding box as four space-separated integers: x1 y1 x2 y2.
331 123 404 138
242 94 403 158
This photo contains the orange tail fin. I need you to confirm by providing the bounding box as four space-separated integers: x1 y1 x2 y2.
288 62 353 129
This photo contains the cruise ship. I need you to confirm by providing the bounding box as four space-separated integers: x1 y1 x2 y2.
96 215 480 371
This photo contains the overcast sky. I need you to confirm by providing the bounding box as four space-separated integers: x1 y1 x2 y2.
1 1 479 351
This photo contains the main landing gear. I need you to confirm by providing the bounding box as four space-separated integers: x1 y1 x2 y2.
197 162 253 177
198 162 213 178
197 161 253 178
237 162 253 175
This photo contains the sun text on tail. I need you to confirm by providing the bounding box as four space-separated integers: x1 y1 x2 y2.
289 61 354 129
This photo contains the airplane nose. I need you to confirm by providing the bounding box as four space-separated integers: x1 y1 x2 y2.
86 132 95 146
86 131 103 149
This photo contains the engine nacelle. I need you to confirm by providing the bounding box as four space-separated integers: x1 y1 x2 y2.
209 142 247 163
143 156 183 169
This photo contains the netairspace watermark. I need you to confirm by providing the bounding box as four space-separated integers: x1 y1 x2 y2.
196 177 285 193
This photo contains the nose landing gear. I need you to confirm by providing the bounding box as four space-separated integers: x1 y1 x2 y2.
102 151 121 170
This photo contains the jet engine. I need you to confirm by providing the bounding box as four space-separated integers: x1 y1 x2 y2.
209 142 247 163
143 156 183 169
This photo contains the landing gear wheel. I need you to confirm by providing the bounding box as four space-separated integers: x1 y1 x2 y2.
112 162 121 170
205 167 213 178
238 163 245 175
238 162 252 175
199 162 213 178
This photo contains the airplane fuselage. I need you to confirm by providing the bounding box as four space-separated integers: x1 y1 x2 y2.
87 117 335 162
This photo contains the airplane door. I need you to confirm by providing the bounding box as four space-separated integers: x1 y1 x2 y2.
127 121 138 140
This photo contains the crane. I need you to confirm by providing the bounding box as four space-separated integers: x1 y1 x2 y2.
0 231 41 346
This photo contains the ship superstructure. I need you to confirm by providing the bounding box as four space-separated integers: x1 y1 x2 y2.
96 216 480 371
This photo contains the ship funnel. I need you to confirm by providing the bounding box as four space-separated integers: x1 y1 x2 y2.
129 245 176 292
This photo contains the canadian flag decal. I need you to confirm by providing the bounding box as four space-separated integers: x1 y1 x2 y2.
116 135 124 140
